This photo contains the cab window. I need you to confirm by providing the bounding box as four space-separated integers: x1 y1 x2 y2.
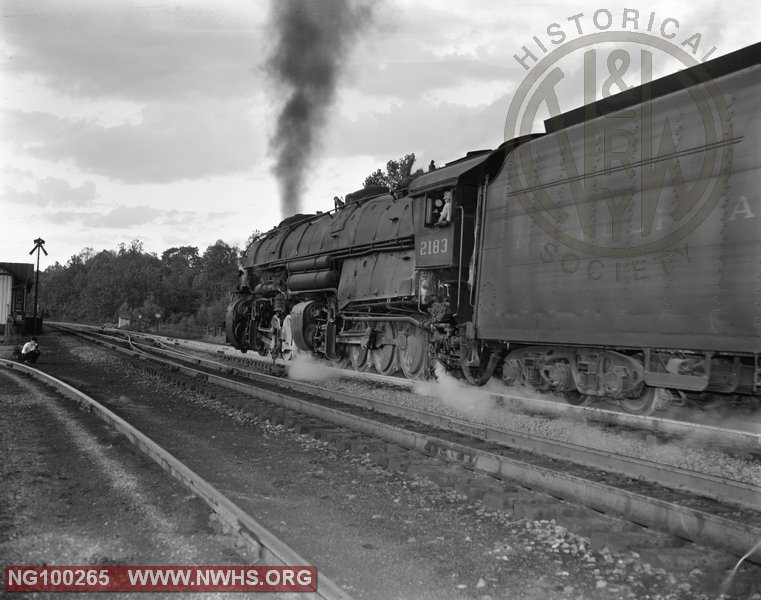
426 189 453 227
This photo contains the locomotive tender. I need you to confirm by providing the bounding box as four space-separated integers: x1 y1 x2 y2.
227 43 760 414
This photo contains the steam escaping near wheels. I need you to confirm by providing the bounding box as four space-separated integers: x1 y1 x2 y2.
285 350 341 383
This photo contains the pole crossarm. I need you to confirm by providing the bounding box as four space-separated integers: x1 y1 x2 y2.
29 238 48 256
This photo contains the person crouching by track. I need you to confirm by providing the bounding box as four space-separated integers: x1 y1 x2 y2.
20 337 41 364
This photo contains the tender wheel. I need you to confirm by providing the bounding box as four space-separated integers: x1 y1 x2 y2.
562 390 592 406
461 342 494 386
619 385 657 415
372 321 399 376
398 323 429 380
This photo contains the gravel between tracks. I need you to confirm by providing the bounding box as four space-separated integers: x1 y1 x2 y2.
3 333 760 600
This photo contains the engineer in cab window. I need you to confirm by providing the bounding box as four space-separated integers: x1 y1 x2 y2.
436 190 452 226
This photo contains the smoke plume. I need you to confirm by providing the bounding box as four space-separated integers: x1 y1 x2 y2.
267 0 373 216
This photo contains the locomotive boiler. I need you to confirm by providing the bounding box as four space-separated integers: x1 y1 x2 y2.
227 42 761 414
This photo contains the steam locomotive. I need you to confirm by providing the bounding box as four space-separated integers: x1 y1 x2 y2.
227 43 760 415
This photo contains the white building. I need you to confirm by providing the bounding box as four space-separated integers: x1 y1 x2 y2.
0 262 34 336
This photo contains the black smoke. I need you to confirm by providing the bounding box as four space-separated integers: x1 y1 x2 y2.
267 0 373 216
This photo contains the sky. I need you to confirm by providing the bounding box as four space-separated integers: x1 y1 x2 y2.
1 0 758 268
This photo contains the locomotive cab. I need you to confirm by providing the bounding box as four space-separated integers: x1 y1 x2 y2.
409 149 506 323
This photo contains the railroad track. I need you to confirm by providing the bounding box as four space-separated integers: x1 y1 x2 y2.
0 356 353 600
134 328 761 452
51 324 761 572
60 323 761 454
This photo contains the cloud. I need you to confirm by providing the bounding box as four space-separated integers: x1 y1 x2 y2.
39 202 231 235
325 94 511 164
345 6 527 106
43 209 94 225
1 2 266 102
83 204 164 227
1 3 267 187
345 56 519 103
4 100 264 183
1 167 99 207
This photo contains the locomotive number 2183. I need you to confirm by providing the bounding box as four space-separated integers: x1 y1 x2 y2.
419 238 449 255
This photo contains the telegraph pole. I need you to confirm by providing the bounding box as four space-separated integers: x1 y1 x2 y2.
29 238 48 334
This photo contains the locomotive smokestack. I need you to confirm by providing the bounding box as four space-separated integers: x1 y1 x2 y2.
266 0 373 215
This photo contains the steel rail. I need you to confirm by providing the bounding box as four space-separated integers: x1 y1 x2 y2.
57 330 761 566
0 358 353 600
51 324 761 448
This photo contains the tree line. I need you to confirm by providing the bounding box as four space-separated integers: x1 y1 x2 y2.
39 239 240 336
